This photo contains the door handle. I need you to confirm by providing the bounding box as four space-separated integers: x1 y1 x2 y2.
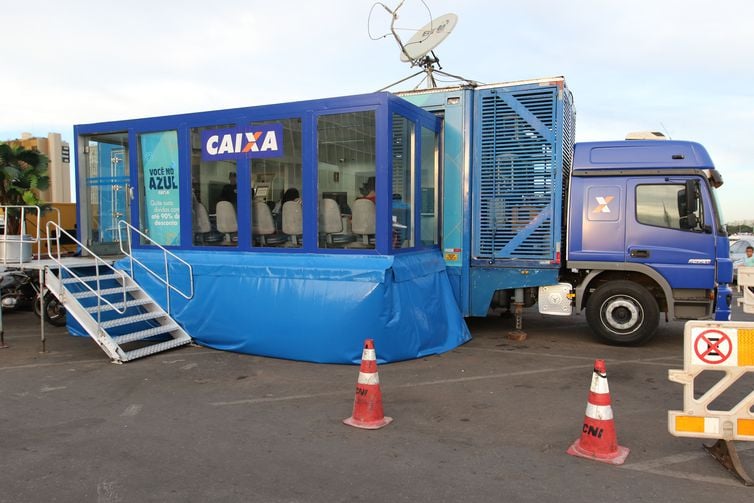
630 249 650 258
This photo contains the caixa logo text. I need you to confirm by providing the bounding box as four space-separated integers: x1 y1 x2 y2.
201 124 284 161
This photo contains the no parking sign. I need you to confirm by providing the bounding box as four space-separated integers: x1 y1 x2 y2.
690 327 737 367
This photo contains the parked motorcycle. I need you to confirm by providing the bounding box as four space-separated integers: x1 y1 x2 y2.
0 269 67 326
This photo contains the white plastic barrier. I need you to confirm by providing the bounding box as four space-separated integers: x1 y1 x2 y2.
738 266 754 314
668 320 754 485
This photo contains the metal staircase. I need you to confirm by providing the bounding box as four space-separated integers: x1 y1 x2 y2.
44 220 194 363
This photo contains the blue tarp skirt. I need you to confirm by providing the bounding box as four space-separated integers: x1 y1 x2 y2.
69 248 470 364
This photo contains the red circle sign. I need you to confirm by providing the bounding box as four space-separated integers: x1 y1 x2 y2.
693 330 732 364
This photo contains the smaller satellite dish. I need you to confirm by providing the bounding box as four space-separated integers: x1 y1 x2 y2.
399 13 458 62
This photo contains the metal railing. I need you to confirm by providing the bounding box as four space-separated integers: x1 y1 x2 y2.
116 220 194 315
45 221 129 323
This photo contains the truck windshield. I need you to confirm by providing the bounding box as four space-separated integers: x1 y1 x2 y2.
709 186 727 236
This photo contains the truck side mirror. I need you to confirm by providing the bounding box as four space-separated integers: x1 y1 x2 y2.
685 179 699 214
685 213 699 229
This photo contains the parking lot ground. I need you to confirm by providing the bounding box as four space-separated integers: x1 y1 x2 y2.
1 296 753 502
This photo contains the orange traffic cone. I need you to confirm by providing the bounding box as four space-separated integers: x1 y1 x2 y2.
567 359 630 465
343 339 393 430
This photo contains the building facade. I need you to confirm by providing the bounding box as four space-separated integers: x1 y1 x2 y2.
5 132 72 203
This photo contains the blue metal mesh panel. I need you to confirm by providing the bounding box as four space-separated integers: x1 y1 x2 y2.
559 88 575 250
474 85 569 261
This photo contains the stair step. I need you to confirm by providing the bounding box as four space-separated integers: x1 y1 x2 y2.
122 336 192 362
100 311 166 329
111 323 180 345
62 273 124 284
86 298 153 313
72 285 140 299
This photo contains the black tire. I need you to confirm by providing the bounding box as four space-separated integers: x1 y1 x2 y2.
34 293 68 327
585 280 659 345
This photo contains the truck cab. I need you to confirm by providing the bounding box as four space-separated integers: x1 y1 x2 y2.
566 139 732 344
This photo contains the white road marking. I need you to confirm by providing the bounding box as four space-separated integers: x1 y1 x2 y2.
622 444 754 471
620 445 754 487
461 346 682 366
40 386 67 392
180 363 198 370
121 404 142 417
212 363 594 407
212 391 343 407
0 350 219 372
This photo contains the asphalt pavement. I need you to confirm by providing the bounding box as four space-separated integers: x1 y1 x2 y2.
1 293 753 502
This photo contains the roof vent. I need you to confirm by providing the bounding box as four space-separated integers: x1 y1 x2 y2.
625 131 668 140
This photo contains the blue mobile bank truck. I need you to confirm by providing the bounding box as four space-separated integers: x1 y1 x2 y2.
69 76 732 364
401 77 732 344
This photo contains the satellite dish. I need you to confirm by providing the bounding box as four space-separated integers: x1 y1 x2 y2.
399 13 458 62
369 2 477 91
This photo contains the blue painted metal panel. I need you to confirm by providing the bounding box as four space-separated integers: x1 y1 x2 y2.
573 141 715 171
472 82 573 265
716 236 733 284
402 81 574 317
567 180 627 263
469 267 559 317
399 88 473 315
715 284 732 321
624 177 716 288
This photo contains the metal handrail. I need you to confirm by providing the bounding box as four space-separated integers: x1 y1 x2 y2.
45 221 129 323
0 205 41 267
116 220 194 315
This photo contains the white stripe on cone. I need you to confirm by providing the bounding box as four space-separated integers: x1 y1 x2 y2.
357 372 380 385
585 403 614 420
362 349 376 360
590 374 610 394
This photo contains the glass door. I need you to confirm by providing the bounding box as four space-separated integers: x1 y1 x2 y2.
81 132 131 255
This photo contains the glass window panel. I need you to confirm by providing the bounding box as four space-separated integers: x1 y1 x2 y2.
636 184 703 231
250 118 303 248
137 130 181 246
391 114 414 249
317 111 376 249
190 124 237 247
420 126 439 246
80 132 129 255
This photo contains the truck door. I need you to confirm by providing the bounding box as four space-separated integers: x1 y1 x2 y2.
625 177 714 288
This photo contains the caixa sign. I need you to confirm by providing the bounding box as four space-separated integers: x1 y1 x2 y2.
201 124 284 161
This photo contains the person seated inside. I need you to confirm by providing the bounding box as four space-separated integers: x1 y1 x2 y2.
219 172 237 207
359 176 376 203
272 188 301 229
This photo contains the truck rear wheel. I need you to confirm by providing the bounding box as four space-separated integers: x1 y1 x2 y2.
585 280 659 345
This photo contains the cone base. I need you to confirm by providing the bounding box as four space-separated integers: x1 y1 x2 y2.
567 439 630 465
343 415 393 430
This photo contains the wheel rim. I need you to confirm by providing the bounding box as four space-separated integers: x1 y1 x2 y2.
600 295 644 335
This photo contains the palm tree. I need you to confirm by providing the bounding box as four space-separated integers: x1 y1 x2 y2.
0 143 50 234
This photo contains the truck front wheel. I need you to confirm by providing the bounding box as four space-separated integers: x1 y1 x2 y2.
585 280 659 345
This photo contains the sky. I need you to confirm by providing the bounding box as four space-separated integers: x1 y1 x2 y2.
2 0 752 222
